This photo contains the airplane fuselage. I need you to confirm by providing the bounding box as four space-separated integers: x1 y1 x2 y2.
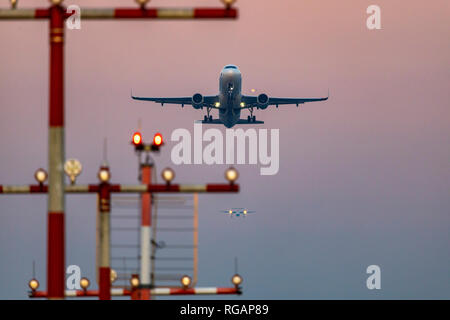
218 65 242 128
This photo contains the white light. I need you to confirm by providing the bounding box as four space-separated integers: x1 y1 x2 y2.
231 274 242 286
130 275 140 288
161 168 175 183
98 167 110 183
225 167 239 183
135 0 150 6
215 102 221 107
28 278 39 291
49 0 64 5
180 275 192 288
221 0 236 7
64 159 82 185
34 168 48 184
80 277 90 290
240 102 245 107
110 269 117 283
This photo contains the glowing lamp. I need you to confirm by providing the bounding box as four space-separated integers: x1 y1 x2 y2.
64 159 82 185
132 132 142 145
98 167 110 183
130 275 140 288
231 274 242 286
110 269 118 283
153 133 163 146
34 168 48 184
225 167 239 183
80 277 90 290
161 168 175 184
28 278 39 291
180 275 192 289
221 0 236 7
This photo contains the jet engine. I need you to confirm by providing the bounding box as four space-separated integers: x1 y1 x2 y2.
192 93 204 109
257 93 269 109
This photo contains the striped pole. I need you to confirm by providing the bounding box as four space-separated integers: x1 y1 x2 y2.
0 183 238 194
47 4 65 300
29 286 240 298
139 164 152 300
98 166 111 300
0 8 238 20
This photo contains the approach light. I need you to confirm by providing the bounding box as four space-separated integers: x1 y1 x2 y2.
49 0 64 5
110 269 118 283
130 275 140 288
153 133 163 146
215 102 221 107
135 0 150 7
180 275 192 289
64 159 82 185
34 168 48 184
28 278 39 291
132 132 142 145
220 0 236 8
98 166 110 183
231 274 242 286
240 102 245 107
80 277 90 290
225 167 239 183
161 168 175 184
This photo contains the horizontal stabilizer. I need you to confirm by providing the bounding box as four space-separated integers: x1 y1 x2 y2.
236 119 264 124
196 119 264 125
195 119 223 124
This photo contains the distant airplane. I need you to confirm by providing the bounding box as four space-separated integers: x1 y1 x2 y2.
131 65 328 128
220 208 256 218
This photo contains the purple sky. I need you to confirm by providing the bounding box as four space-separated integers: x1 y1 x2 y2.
0 0 449 299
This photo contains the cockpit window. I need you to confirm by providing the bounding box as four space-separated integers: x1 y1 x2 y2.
224 65 237 69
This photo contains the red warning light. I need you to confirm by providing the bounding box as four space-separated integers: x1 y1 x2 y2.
153 133 163 146
132 132 142 145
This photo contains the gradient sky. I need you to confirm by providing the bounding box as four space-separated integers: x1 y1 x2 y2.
0 0 449 299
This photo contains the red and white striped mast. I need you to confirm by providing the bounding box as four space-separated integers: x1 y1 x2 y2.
0 0 238 299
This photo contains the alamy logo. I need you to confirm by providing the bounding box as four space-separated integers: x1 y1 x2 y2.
171 123 280 175
366 5 381 30
366 265 381 290
66 5 81 30
66 265 82 290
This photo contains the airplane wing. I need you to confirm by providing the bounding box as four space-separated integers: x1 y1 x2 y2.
240 93 328 108
131 93 220 108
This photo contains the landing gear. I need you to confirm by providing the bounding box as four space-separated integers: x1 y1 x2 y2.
247 108 257 122
204 107 213 122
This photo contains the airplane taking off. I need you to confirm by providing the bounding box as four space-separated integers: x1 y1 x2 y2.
131 65 328 128
221 208 256 218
